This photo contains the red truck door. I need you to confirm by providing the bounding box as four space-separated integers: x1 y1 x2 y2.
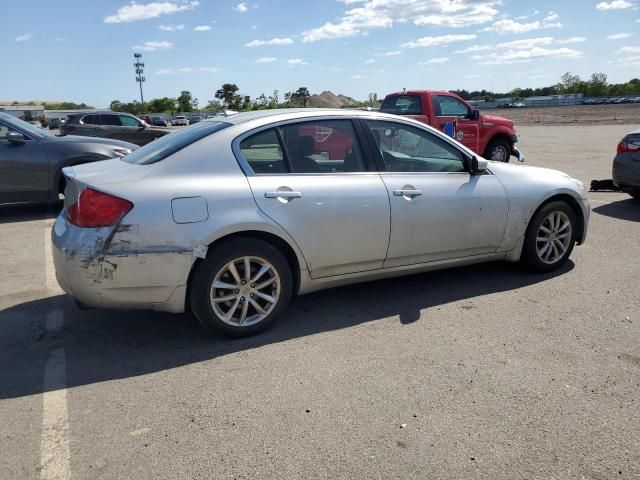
431 94 481 153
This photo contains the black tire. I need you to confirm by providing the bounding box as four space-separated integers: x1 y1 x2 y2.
190 238 293 337
629 191 640 201
484 138 511 162
521 201 577 273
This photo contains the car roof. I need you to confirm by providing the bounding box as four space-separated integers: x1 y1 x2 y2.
214 108 403 126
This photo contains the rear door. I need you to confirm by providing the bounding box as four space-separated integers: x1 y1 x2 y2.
238 118 391 278
118 115 149 145
432 94 481 153
100 114 124 141
0 121 49 203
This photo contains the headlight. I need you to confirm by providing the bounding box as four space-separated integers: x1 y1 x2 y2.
112 147 132 158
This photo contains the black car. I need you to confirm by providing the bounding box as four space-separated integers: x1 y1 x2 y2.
149 116 168 127
0 111 137 204
60 111 170 146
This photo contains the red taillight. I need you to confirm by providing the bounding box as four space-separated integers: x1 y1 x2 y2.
617 140 640 153
66 188 133 228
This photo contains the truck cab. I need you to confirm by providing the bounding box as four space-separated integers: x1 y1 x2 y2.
380 90 524 162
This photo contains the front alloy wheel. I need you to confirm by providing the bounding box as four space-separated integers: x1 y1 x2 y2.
522 201 577 272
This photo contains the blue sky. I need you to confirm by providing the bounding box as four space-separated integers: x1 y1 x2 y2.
3 0 640 107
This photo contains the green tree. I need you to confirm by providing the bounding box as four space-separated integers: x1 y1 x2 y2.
203 99 223 111
176 90 194 112
268 90 279 109
146 97 177 113
587 73 608 96
556 72 584 94
215 83 241 109
294 87 311 107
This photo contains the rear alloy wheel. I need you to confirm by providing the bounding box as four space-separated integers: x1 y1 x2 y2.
190 238 293 337
485 138 511 162
521 201 577 272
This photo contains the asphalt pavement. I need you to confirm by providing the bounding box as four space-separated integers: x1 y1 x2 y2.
1 125 639 479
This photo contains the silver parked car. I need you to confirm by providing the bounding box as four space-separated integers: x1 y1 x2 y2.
52 109 589 336
612 128 640 200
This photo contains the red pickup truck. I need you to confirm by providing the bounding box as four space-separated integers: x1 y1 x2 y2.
381 90 524 163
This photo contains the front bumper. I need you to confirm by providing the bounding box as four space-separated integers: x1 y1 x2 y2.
51 212 193 313
512 145 525 163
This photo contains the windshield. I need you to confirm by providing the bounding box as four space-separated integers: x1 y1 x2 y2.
380 95 423 115
122 121 230 165
0 111 53 139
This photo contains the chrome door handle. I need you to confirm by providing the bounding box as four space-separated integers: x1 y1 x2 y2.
265 191 302 199
393 189 423 197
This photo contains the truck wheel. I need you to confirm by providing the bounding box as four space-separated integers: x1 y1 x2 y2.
485 138 511 162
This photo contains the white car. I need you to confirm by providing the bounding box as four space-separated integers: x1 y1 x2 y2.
52 109 589 337
172 116 189 126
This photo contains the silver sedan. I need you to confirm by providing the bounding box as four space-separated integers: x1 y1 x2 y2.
52 109 589 336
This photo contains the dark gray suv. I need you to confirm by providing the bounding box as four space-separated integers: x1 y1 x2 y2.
60 111 169 146
0 112 137 204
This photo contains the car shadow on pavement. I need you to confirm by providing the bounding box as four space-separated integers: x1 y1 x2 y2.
0 260 573 399
0 202 62 224
592 198 640 222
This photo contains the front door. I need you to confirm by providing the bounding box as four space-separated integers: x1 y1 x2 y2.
432 94 481 153
0 122 48 203
239 119 390 278
364 119 508 268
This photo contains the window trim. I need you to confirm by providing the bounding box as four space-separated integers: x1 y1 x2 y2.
232 117 378 176
362 118 474 174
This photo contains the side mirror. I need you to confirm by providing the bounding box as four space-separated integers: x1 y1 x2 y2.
469 109 480 121
472 156 489 174
7 132 25 144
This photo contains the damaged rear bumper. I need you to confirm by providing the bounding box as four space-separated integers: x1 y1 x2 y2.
51 212 194 313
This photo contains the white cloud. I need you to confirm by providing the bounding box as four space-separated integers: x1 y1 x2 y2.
496 37 554 49
609 54 640 66
133 40 173 51
255 57 277 63
482 18 562 34
194 25 212 31
619 45 640 53
596 0 634 10
365 58 375 63
233 2 248 12
453 44 492 54
352 75 365 79
475 46 583 64
245 37 294 46
156 66 218 74
401 34 477 48
545 11 559 21
15 33 33 42
302 0 500 42
421 57 450 64
607 32 634 40
287 58 308 65
557 37 587 44
375 50 402 56
105 1 199 23
54 37 64 42
158 24 184 31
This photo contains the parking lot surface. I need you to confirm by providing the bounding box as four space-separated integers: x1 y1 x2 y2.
1 125 639 479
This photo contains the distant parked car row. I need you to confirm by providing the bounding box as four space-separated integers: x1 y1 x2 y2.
583 97 640 105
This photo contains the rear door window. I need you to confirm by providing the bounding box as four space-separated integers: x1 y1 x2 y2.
81 114 101 125
100 114 122 126
239 129 287 174
380 95 423 115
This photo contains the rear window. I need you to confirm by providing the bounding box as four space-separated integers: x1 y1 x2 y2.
122 121 230 165
380 95 423 115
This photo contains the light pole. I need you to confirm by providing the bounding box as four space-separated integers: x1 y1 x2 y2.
134 53 145 110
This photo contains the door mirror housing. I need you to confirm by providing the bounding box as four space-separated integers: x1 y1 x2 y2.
469 109 480 121
471 156 489 174
6 131 25 144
